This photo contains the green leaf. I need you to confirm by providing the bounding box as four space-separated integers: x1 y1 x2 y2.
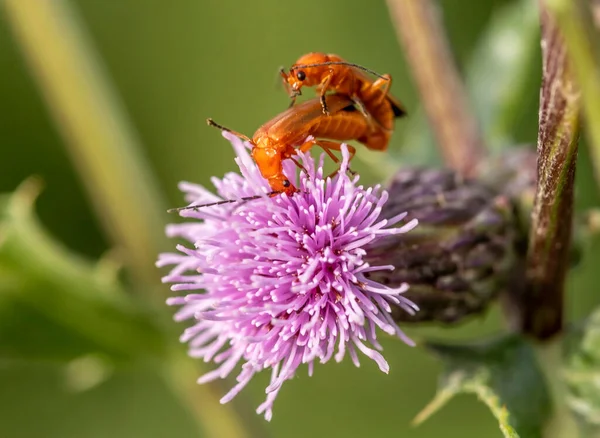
565 307 600 435
0 179 167 363
415 335 551 438
466 0 540 151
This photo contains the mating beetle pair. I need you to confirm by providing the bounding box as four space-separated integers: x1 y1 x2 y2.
209 52 407 198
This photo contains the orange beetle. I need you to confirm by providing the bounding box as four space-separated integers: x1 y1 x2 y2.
207 94 392 195
280 52 406 138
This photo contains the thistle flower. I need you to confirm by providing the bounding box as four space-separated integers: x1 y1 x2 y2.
157 132 418 421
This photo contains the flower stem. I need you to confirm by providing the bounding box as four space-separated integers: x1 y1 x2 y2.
2 0 168 288
162 347 261 438
515 2 580 339
385 0 485 177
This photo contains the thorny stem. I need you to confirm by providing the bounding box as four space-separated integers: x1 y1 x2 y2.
518 2 580 340
385 0 485 177
546 0 600 190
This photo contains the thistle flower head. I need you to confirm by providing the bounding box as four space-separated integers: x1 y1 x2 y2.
157 133 418 420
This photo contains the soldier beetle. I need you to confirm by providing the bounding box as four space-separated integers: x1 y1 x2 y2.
279 52 406 135
206 94 391 197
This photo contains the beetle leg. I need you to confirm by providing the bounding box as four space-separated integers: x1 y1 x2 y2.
279 67 299 108
370 74 392 106
318 71 334 115
289 156 308 174
352 95 388 133
348 75 378 131
318 141 357 177
279 67 292 95
298 139 338 163
350 95 375 127
300 140 357 178
288 95 297 108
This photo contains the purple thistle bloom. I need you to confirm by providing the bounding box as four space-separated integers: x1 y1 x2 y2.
157 132 419 421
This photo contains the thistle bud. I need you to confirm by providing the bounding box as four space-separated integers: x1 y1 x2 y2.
365 167 520 324
475 146 537 233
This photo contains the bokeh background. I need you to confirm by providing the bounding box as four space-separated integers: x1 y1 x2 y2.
1 0 599 437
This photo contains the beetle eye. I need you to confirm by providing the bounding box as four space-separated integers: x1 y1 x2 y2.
283 180 291 188
296 71 306 81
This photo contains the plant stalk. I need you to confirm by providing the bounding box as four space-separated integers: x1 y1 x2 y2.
385 0 485 176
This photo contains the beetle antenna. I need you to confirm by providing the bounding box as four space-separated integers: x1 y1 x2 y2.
290 61 388 80
167 192 281 212
207 118 253 142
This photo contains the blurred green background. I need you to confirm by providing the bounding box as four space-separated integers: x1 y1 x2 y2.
0 0 599 437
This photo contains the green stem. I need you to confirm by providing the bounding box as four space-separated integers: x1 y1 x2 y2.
385 0 485 177
161 347 257 438
1 2 260 436
2 0 168 288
